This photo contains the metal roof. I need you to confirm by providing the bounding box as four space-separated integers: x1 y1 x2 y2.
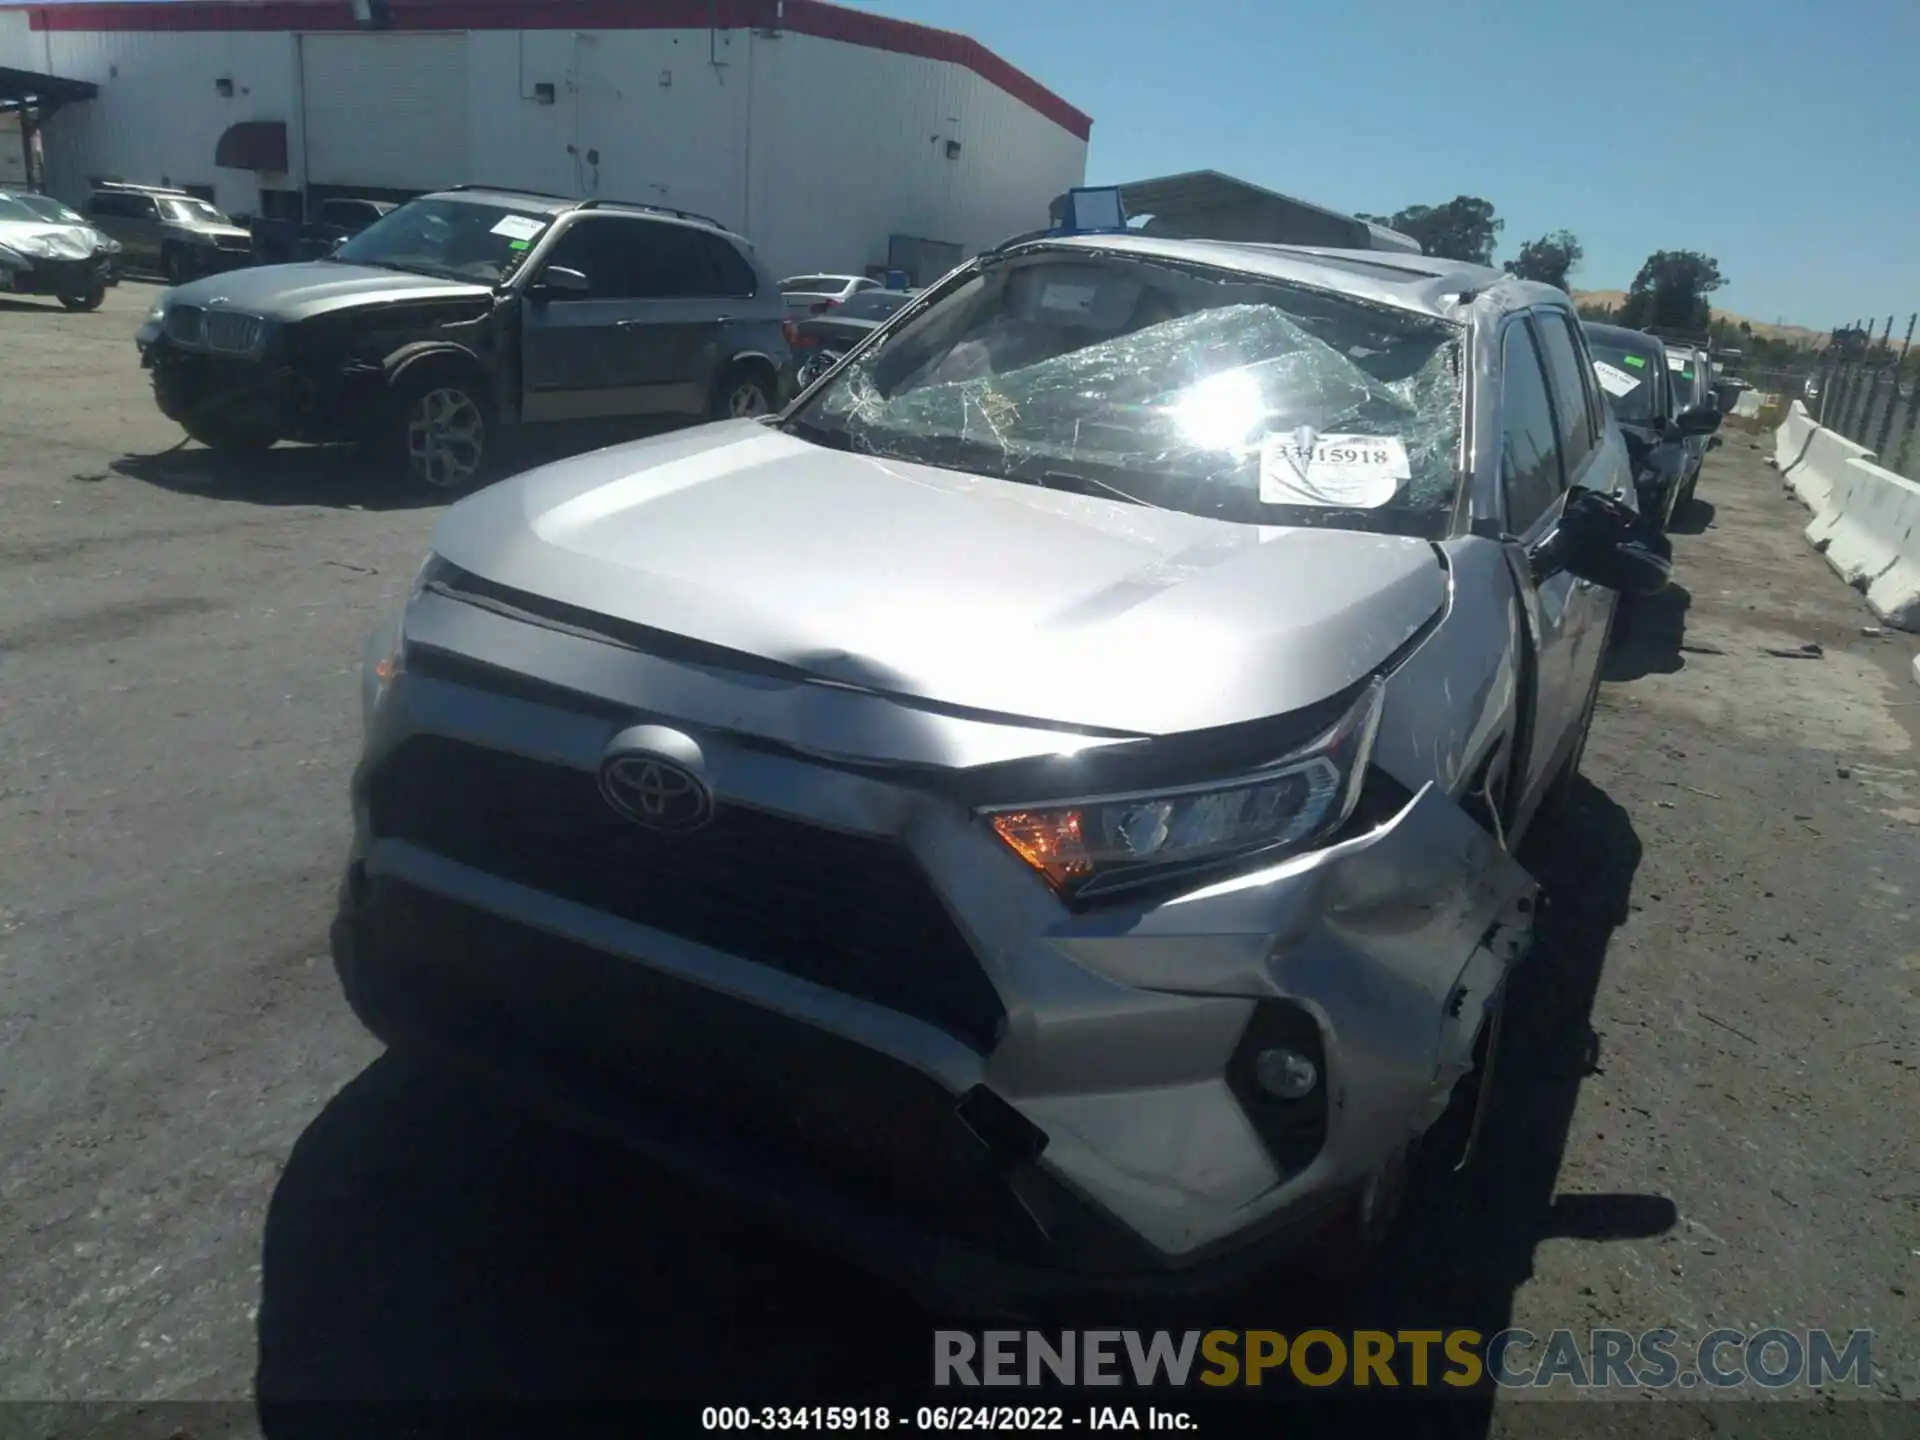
0 64 98 109
1088 170 1423 254
1019 232 1542 323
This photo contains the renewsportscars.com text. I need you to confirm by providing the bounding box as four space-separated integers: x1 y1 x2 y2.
933 1328 1875 1391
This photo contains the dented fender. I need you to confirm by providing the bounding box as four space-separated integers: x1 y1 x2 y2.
1046 778 1538 1163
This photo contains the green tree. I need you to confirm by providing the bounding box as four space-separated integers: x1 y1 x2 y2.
1502 231 1583 291
1618 250 1725 331
1357 196 1503 264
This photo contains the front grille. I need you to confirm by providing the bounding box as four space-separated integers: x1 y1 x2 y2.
165 304 204 346
348 877 1054 1260
215 235 253 253
203 311 262 354
367 737 1008 1052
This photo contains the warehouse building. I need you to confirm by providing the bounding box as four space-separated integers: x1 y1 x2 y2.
0 0 1091 282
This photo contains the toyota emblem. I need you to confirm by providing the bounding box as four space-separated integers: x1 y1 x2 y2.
598 754 713 832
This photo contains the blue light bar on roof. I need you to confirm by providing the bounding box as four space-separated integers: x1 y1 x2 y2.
1055 185 1128 235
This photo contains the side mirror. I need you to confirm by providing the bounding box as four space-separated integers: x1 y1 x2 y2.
1528 486 1672 598
527 265 590 299
1675 403 1721 436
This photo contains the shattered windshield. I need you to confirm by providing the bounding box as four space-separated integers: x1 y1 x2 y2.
333 197 549 284
782 251 1465 537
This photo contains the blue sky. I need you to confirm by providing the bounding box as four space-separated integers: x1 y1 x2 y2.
841 0 1920 332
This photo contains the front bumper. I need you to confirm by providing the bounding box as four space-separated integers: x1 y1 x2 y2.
139 338 380 444
183 239 256 275
339 597 1538 1299
0 253 113 296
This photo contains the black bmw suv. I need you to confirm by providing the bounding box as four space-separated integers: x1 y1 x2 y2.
136 186 792 490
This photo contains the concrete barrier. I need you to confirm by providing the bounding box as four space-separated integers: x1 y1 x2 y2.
1793 427 1879 512
1774 399 1819 475
1774 403 1920 630
1732 390 1764 419
1806 457 1920 629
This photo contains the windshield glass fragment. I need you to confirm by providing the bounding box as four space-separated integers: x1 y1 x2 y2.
784 252 1465 537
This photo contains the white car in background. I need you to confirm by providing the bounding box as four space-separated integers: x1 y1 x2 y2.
0 189 119 310
778 272 879 315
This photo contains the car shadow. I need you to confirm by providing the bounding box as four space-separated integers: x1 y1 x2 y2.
0 295 68 314
111 418 690 513
253 777 1654 1433
1085 776 1661 1434
1667 496 1717 536
1603 581 1692 682
1325 776 1663 1427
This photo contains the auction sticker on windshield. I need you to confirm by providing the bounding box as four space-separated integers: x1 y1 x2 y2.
490 214 546 241
1040 283 1097 315
1260 432 1409 508
1593 361 1642 398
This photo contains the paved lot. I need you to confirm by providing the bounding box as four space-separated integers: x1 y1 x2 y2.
2 283 1917 1434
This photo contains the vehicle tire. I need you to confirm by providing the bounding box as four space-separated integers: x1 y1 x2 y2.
393 375 491 493
163 245 195 286
1305 1141 1415 1283
58 285 106 312
710 362 776 422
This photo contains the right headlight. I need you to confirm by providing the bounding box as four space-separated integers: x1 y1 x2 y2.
979 678 1385 903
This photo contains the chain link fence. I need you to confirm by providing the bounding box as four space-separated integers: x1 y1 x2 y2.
1801 312 1920 482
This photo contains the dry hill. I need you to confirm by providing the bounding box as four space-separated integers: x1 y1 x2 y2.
1572 290 1825 347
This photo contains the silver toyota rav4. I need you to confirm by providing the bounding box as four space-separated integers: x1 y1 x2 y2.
334 235 1669 1306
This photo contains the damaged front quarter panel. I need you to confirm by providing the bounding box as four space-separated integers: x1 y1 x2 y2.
1049 777 1539 1158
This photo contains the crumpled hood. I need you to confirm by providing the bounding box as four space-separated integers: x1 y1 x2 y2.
162 261 490 323
0 218 103 263
430 423 1449 735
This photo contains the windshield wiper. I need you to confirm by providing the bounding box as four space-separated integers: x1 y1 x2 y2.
1041 470 1163 510
782 417 855 451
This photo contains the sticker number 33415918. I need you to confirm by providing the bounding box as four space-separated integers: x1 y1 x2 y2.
1259 432 1411 508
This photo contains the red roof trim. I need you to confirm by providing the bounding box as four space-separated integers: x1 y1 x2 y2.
16 0 1093 140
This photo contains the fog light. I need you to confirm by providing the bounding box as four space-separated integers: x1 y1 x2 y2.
1254 1046 1318 1100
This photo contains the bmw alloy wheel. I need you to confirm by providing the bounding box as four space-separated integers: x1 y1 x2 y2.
406 386 487 490
727 377 771 418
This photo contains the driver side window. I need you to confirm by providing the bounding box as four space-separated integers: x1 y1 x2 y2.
1500 320 1567 536
535 218 639 301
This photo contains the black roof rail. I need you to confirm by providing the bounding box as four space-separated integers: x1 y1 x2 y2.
438 183 728 231
441 182 579 202
576 196 725 229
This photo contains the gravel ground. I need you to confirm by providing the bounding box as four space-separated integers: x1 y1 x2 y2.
1 284 1916 1437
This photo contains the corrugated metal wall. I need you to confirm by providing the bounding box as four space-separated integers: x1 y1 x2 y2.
0 9 47 72
25 30 298 217
744 32 1087 277
301 32 469 189
13 19 1088 275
